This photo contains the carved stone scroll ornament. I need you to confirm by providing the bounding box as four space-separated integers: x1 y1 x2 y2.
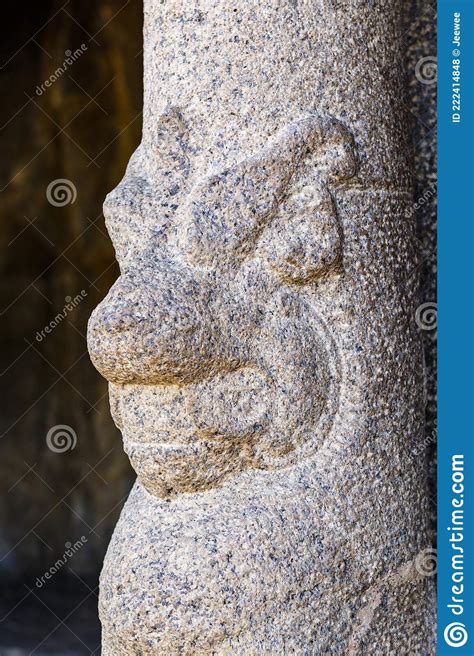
87 1 435 653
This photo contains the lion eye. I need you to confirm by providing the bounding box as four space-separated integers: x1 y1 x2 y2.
178 115 356 272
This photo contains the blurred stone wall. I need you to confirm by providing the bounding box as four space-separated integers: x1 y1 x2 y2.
0 0 142 578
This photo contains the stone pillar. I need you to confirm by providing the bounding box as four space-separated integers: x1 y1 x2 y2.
88 1 435 653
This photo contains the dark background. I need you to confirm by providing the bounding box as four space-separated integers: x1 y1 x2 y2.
0 1 142 652
0 1 436 654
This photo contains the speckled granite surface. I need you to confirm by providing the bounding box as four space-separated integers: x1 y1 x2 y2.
87 0 436 653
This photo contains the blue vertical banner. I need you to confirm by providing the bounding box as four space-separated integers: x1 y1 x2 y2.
438 0 474 654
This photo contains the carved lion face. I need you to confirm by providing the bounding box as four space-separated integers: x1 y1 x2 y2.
88 113 357 496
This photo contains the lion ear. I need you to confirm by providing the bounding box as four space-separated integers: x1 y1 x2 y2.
261 187 342 285
314 118 358 183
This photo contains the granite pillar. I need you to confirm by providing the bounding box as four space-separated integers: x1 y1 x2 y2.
88 1 436 652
